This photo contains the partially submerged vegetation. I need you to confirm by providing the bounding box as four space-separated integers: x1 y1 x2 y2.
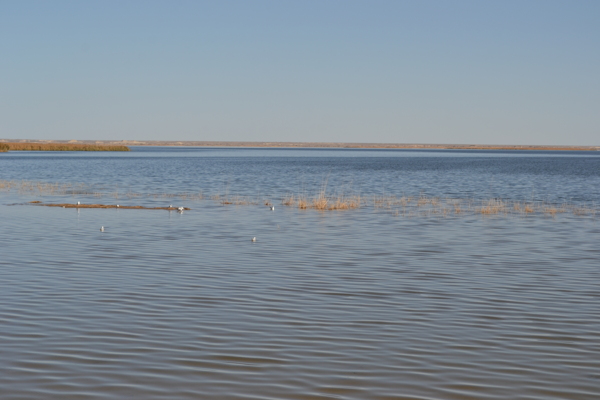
2 179 597 219
281 179 363 211
370 194 597 218
0 179 201 200
1 179 86 195
0 142 130 151
282 193 362 210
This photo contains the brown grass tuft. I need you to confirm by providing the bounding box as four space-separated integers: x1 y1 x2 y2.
281 193 361 211
478 199 507 215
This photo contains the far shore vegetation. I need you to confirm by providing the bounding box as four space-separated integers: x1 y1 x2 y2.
0 142 130 151
2 139 599 151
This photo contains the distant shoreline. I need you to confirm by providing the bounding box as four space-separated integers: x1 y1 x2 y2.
0 142 129 152
1 139 598 151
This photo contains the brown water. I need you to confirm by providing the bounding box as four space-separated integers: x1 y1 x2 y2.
1 148 599 399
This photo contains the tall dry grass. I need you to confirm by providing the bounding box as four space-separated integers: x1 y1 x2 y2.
477 199 508 215
0 143 9 152
282 187 363 211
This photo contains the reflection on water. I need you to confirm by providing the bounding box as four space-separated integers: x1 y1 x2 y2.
1 149 599 399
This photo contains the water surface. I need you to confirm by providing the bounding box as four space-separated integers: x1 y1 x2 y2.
1 148 599 399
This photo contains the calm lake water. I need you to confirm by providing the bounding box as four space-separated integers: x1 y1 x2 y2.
1 147 599 399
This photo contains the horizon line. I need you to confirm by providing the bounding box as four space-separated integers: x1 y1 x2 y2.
1 139 599 151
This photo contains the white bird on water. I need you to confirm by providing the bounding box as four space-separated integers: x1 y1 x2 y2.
116 204 120 208
77 201 80 205
251 237 257 242
177 207 184 212
100 226 104 232
270 206 275 211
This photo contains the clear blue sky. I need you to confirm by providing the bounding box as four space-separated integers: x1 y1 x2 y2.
1 0 598 145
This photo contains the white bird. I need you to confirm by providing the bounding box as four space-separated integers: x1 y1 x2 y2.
77 201 80 205
270 206 275 211
169 204 173 208
116 204 120 208
178 207 184 212
100 226 104 232
251 237 257 242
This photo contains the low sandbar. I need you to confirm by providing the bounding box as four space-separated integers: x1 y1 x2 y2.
30 202 190 210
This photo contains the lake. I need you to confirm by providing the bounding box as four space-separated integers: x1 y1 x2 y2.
1 147 599 399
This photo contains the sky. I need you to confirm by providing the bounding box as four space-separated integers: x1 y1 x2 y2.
1 0 598 145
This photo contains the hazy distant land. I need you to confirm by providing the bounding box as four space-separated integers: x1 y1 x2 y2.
1 139 598 151
0 142 129 152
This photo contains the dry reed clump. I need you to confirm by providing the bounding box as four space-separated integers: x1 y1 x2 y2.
477 199 508 215
281 177 361 211
311 194 329 210
512 202 535 214
572 206 596 216
415 194 441 207
281 195 296 207
0 180 14 190
541 203 567 217
297 197 308 209
281 193 362 211
450 200 462 214
0 143 9 152
3 143 130 151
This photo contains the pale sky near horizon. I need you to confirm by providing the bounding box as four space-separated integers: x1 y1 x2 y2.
1 1 598 145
